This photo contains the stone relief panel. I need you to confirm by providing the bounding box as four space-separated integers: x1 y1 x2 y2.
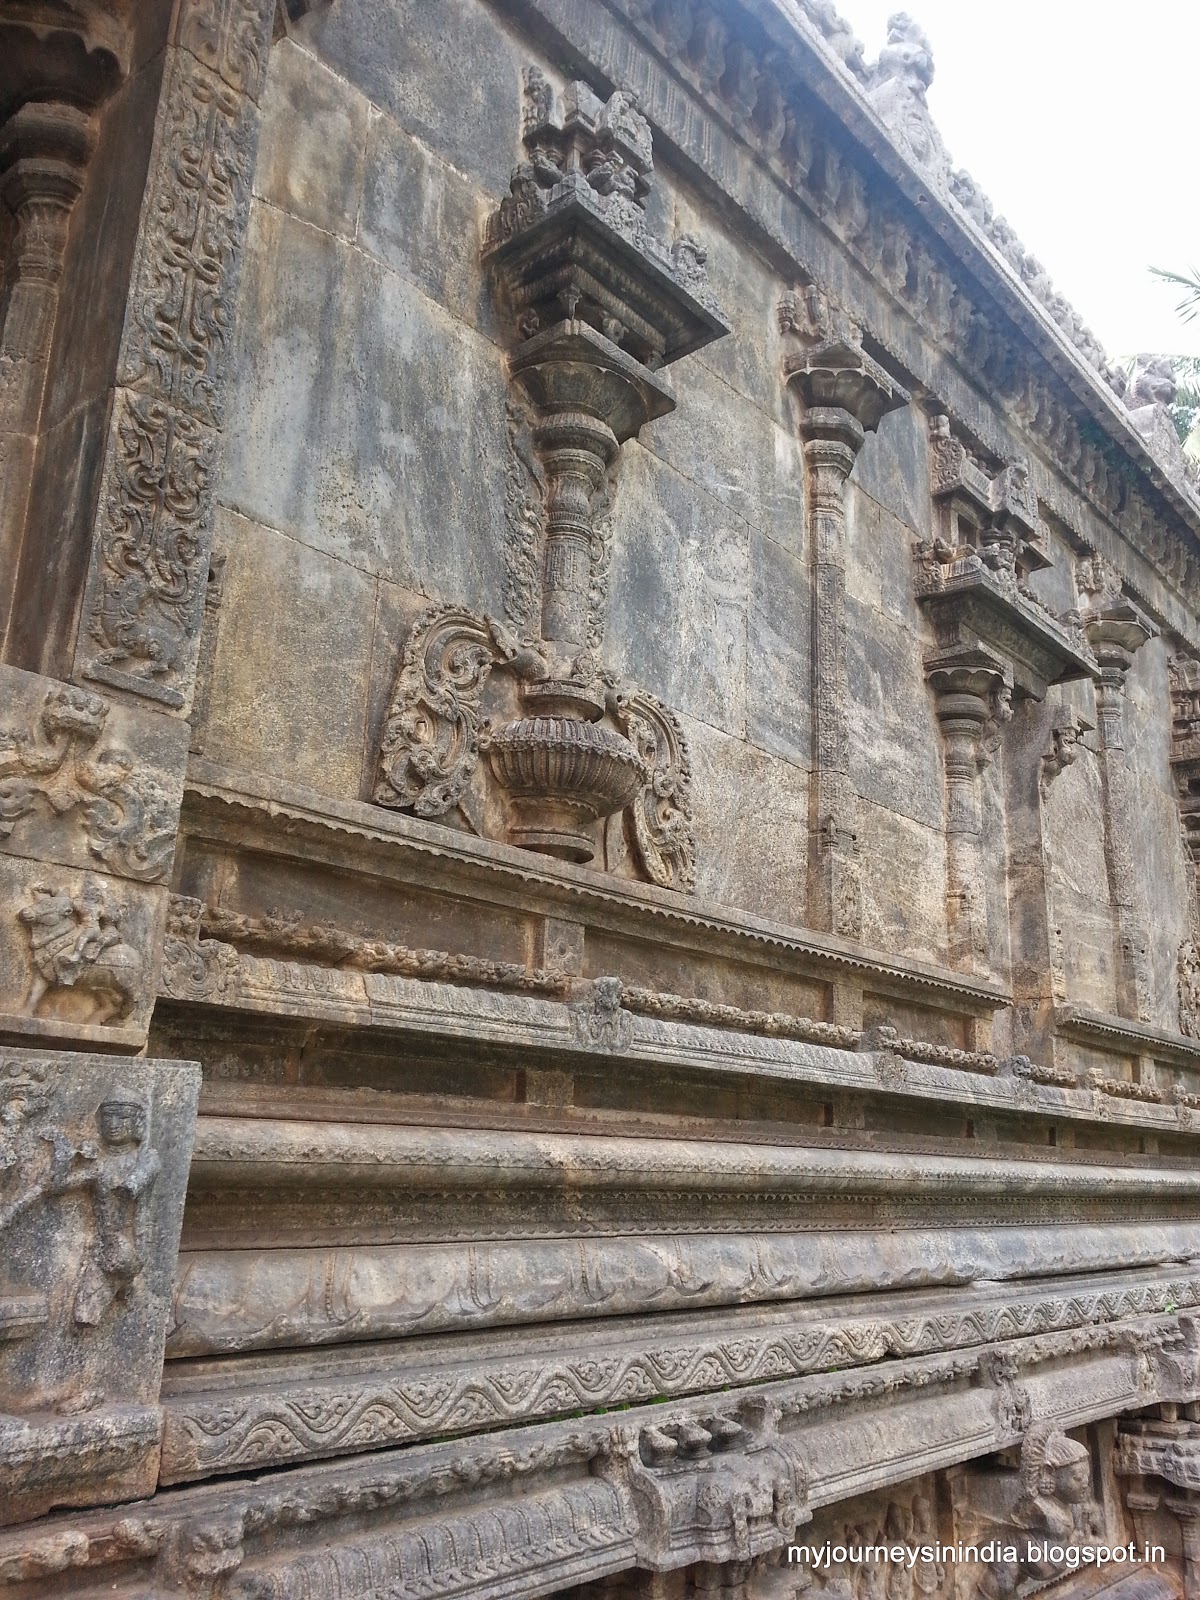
0 665 187 884
0 1048 199 1523
0 857 167 1043
74 0 279 712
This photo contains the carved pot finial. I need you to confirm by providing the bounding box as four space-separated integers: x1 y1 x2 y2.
485 715 650 862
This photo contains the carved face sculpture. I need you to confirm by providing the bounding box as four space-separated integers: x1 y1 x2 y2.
98 1099 146 1147
1053 1452 1091 1505
0 1081 47 1134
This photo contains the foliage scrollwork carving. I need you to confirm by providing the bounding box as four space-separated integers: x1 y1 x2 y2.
611 685 697 893
372 607 698 892
373 606 515 819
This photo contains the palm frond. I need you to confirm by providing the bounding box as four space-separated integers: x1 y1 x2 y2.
1151 265 1200 323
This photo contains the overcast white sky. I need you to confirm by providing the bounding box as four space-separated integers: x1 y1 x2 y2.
833 0 1200 360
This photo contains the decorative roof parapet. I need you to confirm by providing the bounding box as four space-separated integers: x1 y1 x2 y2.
599 0 1200 613
862 12 1200 507
860 11 1123 394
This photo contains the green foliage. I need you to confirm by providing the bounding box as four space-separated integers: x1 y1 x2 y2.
1151 265 1200 323
1170 355 1200 445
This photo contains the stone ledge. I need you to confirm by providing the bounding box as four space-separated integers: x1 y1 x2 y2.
161 938 1200 1138
1056 1004 1200 1067
158 1263 1200 1481
181 757 1009 1009
0 1314 1194 1596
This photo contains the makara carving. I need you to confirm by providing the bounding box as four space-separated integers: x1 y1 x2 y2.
374 71 727 884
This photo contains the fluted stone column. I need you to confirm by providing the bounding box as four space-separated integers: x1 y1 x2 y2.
782 288 908 938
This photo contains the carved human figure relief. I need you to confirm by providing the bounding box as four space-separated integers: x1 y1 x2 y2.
18 876 142 1025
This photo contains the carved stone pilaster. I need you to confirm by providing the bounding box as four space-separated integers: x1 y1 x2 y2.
1078 555 1156 1023
1169 655 1200 1037
375 70 726 882
916 416 1099 1054
0 1047 199 1525
925 646 1010 974
0 100 97 650
781 286 909 938
72 0 280 712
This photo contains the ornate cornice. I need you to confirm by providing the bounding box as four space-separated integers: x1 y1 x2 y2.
160 1267 1200 1482
503 0 1200 648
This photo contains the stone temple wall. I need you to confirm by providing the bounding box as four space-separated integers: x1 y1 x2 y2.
3 1 1200 1597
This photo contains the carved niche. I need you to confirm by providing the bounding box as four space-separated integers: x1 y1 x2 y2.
916 417 1099 976
0 1047 199 1525
373 70 730 887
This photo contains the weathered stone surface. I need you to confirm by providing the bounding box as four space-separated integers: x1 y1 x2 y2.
198 508 378 795
253 36 370 241
0 856 167 1045
6 0 1200 1590
0 1047 199 1523
220 202 513 608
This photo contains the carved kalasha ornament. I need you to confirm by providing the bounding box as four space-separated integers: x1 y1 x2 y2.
0 684 176 882
375 71 727 881
781 284 909 938
1077 554 1156 1022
